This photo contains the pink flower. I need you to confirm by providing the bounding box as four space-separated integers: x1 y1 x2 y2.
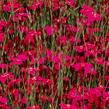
71 62 85 72
70 36 78 43
12 13 29 22
27 67 39 75
0 96 7 104
84 63 97 76
3 3 11 12
57 35 68 46
80 5 101 26
24 30 37 44
86 13 101 26
10 53 28 65
66 25 78 32
45 25 54 36
29 1 43 10
0 64 8 69
0 72 14 84
10 60 23 66
0 32 5 43
80 5 94 16
71 104 79 109
84 63 93 75
0 104 10 109
87 27 100 34
27 105 40 109
54 63 61 70
17 25 28 33
46 49 53 61
53 0 59 11
59 103 72 109
66 0 74 7
74 45 84 53
0 20 7 27
95 57 105 65
3 1 21 12
81 105 88 109
39 57 45 64
21 97 26 104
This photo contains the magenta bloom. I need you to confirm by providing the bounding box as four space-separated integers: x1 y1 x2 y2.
0 63 8 69
80 5 101 26
0 96 7 104
80 5 94 16
84 63 93 75
0 72 14 84
74 45 84 53
66 0 74 7
29 1 43 10
3 1 21 12
0 32 5 43
45 25 54 36
59 103 72 109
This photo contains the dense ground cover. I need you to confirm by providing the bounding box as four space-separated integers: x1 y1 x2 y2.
0 0 109 109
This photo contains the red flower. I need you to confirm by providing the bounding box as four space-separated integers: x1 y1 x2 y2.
3 1 21 12
27 105 40 109
45 25 54 36
29 1 43 11
95 57 105 65
73 62 83 71
53 0 59 11
0 20 8 27
0 32 5 43
20 97 26 104
0 72 14 84
57 35 68 46
0 104 10 109
0 96 7 104
80 5 101 26
84 63 93 75
66 0 74 7
59 103 72 109
0 64 8 69
74 45 84 53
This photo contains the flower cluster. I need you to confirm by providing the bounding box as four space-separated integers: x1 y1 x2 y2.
0 0 109 109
